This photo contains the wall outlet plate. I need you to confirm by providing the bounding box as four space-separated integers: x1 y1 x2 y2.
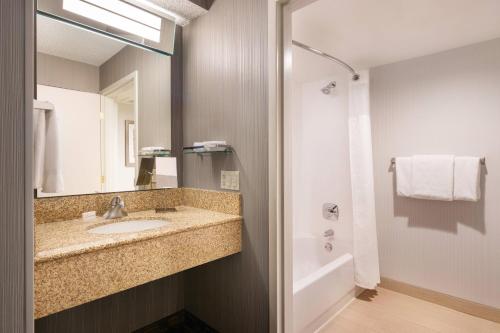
221 171 240 191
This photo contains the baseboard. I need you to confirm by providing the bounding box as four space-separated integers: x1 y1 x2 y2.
380 277 500 323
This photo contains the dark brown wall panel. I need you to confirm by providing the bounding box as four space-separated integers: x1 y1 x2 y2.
0 1 27 332
182 0 269 331
188 0 215 10
171 27 184 186
35 273 184 333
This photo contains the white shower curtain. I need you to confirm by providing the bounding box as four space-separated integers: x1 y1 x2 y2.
348 70 380 289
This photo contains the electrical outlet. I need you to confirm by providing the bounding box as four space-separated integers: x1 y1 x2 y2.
221 171 240 191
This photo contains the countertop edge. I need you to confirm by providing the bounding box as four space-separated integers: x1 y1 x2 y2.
35 216 242 264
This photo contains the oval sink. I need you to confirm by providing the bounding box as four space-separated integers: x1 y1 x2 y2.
89 219 170 235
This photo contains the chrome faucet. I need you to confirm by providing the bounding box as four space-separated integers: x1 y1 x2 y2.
103 196 128 219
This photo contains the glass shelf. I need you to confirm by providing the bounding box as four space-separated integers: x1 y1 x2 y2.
183 146 233 155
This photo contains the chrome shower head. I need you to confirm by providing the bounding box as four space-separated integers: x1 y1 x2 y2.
321 81 336 94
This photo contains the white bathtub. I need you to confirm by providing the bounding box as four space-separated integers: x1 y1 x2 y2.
293 235 355 332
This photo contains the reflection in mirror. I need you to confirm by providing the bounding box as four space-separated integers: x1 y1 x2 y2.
37 0 177 55
36 14 175 197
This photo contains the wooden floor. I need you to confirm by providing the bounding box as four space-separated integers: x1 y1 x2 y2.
320 288 500 333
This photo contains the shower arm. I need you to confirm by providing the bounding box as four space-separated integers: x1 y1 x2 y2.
292 40 360 81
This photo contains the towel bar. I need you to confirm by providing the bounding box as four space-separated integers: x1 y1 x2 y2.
390 157 486 166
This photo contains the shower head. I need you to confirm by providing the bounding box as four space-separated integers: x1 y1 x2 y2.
321 81 336 94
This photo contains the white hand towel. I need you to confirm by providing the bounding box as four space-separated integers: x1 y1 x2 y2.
411 155 454 201
155 157 178 188
193 141 227 148
453 157 481 201
33 101 64 193
33 109 46 190
141 146 166 151
395 157 412 197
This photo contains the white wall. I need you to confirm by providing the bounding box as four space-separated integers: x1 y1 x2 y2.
291 47 354 254
371 38 500 308
37 85 101 196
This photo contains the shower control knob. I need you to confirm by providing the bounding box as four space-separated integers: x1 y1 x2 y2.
323 203 339 220
324 229 334 237
324 242 333 252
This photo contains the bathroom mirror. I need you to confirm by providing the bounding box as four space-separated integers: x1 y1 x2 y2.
35 13 175 197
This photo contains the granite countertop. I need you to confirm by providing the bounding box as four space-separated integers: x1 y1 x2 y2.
35 206 242 263
34 188 243 318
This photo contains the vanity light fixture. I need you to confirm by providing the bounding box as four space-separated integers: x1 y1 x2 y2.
63 0 162 42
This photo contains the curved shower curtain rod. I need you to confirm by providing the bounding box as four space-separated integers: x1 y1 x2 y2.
292 40 360 81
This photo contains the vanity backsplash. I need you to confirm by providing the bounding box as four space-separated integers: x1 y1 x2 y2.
35 188 241 224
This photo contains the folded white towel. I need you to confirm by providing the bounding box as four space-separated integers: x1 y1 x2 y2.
33 101 64 193
396 157 413 197
411 155 454 201
453 157 481 201
193 140 227 148
141 146 166 152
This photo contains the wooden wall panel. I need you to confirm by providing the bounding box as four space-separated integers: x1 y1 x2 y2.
182 0 269 331
0 1 28 332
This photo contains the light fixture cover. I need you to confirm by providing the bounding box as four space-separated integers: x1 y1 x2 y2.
37 0 176 55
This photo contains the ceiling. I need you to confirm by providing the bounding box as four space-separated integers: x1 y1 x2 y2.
150 0 209 24
292 0 500 69
36 0 212 65
37 15 126 66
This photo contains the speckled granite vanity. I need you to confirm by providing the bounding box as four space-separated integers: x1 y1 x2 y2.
34 188 242 318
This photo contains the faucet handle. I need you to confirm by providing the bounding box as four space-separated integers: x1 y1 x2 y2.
324 229 334 237
103 196 127 219
323 203 339 220
110 196 124 208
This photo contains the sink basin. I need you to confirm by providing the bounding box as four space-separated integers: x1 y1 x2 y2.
89 219 170 235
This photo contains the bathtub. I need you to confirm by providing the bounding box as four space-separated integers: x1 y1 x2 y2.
293 235 355 332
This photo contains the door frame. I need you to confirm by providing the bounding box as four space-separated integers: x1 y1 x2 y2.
100 71 139 192
268 1 322 332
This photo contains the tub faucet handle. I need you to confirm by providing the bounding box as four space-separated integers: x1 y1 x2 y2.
324 229 334 237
